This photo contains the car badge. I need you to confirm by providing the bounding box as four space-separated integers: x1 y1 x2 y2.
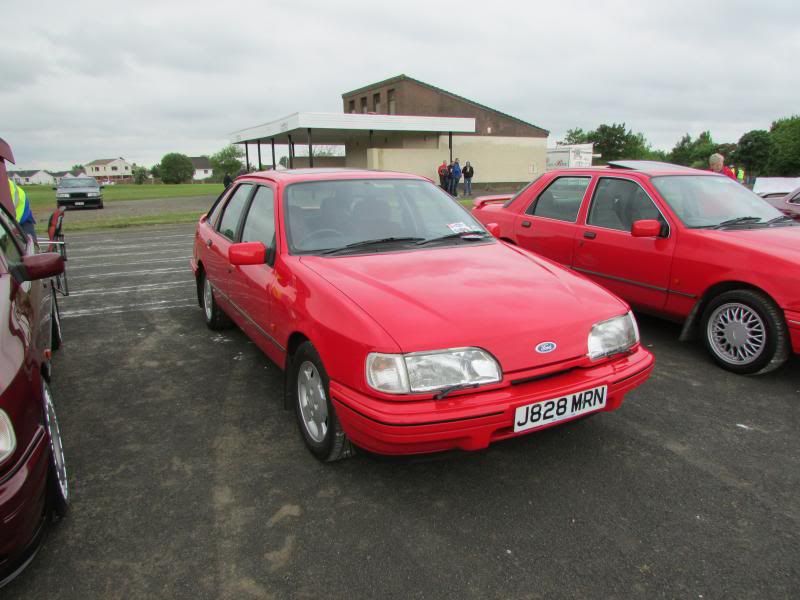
535 341 557 354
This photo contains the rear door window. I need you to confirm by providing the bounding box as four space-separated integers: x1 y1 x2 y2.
526 177 589 222
217 184 254 240
241 186 276 249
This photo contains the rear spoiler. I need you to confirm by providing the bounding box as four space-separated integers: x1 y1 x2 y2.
0 138 15 215
472 194 513 210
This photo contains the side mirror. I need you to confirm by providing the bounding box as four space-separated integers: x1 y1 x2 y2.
229 242 267 266
631 219 662 238
17 253 65 282
485 222 501 238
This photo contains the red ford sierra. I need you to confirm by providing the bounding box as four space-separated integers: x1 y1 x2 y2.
472 161 800 375
192 169 653 461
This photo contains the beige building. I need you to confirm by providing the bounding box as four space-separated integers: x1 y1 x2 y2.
231 76 549 186
85 158 132 181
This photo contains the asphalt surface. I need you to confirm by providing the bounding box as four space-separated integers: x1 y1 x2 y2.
6 224 800 599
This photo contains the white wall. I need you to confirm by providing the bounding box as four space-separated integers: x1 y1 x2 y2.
193 168 213 181
86 158 132 178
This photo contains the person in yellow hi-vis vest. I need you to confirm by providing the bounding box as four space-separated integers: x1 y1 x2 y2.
8 178 36 238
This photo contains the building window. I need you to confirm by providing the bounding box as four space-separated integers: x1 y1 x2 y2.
348 99 355 113
111 166 118 171
361 97 368 113
204 169 209 174
373 93 381 113
387 89 396 114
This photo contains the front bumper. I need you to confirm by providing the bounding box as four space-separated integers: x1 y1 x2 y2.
0 431 49 588
786 310 800 354
57 197 102 208
331 346 654 455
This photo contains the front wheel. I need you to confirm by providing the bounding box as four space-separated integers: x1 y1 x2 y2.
43 381 69 518
290 342 353 462
199 271 230 330
702 289 789 375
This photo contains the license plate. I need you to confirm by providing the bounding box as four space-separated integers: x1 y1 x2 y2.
513 385 607 432
74 201 84 206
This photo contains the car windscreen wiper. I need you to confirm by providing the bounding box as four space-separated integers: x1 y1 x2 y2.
711 216 765 229
766 215 796 225
320 237 424 255
416 231 490 246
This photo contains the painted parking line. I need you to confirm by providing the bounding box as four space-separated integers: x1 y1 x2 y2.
67 233 194 246
70 266 188 281
68 240 192 255
65 247 190 261
68 280 194 297
60 298 197 318
67 256 192 271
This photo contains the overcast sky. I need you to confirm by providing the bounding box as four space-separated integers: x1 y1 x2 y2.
2 0 798 170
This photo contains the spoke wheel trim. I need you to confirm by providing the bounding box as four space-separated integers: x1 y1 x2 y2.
297 361 329 443
707 302 767 365
203 277 213 321
43 384 69 503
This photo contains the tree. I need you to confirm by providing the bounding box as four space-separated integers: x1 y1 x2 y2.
159 153 194 184
150 163 161 179
562 122 656 162
210 145 244 180
70 164 84 175
668 131 716 168
766 116 800 176
132 165 149 185
734 130 772 177
561 128 588 144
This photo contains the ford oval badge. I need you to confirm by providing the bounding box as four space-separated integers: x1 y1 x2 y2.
536 341 557 354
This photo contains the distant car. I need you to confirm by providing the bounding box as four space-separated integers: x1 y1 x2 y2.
472 161 800 375
760 187 800 222
55 177 103 209
0 202 68 587
192 169 653 461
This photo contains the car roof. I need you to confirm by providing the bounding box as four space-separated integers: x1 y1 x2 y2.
549 161 714 178
238 168 427 185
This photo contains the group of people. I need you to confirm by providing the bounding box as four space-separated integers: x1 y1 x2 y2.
437 159 474 197
709 153 745 184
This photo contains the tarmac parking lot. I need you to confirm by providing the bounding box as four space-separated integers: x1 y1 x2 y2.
6 224 800 599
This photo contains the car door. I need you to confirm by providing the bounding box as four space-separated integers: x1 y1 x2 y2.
228 184 282 362
572 176 675 312
514 176 590 265
203 183 255 304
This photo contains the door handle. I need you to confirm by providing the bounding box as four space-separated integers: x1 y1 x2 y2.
521 220 531 228
583 231 596 239
206 239 213 247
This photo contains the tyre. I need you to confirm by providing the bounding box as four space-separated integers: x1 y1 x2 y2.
97 201 104 209
199 271 230 330
42 381 69 519
290 342 354 462
51 289 62 352
701 289 789 375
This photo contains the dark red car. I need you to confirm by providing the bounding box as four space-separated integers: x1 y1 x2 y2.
761 187 800 222
0 139 68 588
192 169 653 461
472 161 800 375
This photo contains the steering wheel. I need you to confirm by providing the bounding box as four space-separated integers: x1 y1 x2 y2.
297 228 344 247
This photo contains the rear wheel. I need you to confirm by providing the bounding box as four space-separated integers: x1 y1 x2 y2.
702 289 789 375
290 342 353 462
43 381 69 518
200 271 230 330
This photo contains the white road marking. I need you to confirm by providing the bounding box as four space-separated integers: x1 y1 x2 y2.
67 256 192 270
60 297 197 318
68 233 194 246
67 280 194 297
66 247 190 261
70 266 188 280
735 423 753 431
68 240 192 255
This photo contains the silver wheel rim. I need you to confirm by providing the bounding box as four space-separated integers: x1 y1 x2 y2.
44 384 69 502
707 302 766 365
203 277 213 321
53 300 62 342
297 361 328 443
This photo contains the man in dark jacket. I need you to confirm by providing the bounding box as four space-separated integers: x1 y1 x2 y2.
462 161 474 196
449 159 462 196
223 173 233 188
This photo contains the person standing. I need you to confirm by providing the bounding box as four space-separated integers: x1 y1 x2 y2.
450 159 462 196
8 178 35 238
462 161 474 196
709 153 736 180
437 160 449 190
223 173 233 188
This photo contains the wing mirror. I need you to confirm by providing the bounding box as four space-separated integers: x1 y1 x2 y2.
16 253 65 282
631 219 662 238
229 242 267 266
485 223 501 237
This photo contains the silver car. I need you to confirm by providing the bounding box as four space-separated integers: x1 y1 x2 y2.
55 177 104 209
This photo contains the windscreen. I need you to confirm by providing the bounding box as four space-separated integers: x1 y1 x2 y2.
60 178 99 188
652 175 782 228
285 178 487 254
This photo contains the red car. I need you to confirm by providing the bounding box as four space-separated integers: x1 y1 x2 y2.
761 186 800 222
472 161 800 375
0 140 69 587
192 169 654 461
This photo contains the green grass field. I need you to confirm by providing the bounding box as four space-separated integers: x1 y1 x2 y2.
25 183 223 210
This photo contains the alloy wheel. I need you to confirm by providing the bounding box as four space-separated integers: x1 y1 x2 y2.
297 361 328 443
43 384 69 503
707 302 766 365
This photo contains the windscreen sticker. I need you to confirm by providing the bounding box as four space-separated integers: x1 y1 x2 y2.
447 222 473 233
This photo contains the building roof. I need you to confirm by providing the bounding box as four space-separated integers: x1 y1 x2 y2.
231 112 475 145
49 170 70 177
342 74 549 136
190 156 212 170
85 157 127 166
8 169 44 177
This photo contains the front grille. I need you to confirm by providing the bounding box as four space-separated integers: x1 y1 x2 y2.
69 192 88 199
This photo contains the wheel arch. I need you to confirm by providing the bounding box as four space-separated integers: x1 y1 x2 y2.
283 331 311 409
195 260 205 307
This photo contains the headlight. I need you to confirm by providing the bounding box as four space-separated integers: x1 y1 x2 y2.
366 348 501 394
57 193 70 198
0 409 16 464
88 192 99 197
587 311 639 360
